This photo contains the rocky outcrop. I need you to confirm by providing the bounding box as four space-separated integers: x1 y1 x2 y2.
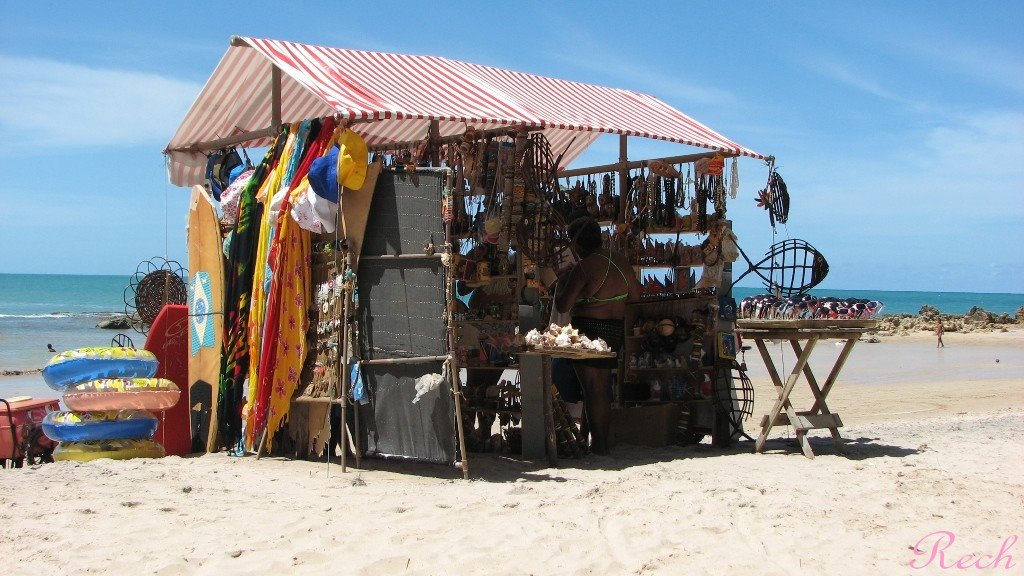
96 315 132 330
1 368 42 376
875 306 1020 336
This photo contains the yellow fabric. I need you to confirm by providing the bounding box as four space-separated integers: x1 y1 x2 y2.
246 127 298 411
337 128 368 190
263 179 313 449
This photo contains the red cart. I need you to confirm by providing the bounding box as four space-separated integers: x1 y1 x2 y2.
1 396 59 468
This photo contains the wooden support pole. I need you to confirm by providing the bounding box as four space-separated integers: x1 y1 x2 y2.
617 135 629 224
339 253 350 473
271 66 282 130
449 358 470 479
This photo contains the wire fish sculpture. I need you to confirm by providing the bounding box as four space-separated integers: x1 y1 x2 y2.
756 168 790 229
731 239 829 297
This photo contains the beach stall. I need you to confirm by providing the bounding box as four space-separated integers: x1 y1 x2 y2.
164 36 767 474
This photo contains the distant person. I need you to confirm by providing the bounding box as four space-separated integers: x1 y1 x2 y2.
47 343 57 353
936 320 944 348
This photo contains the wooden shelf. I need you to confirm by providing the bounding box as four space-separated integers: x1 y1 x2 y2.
644 227 699 235
631 290 717 304
632 263 702 268
455 319 518 325
461 364 519 370
462 408 522 415
627 367 692 373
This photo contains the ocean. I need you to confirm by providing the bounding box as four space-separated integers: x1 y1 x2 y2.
1 274 134 372
1 272 1021 373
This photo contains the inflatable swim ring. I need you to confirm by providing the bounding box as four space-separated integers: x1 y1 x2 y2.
42 347 158 391
53 439 165 462
42 410 159 443
63 378 181 412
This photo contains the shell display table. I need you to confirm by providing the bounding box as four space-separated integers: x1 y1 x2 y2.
519 347 616 465
736 319 878 458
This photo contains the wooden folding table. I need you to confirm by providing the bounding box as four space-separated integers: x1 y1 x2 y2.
736 319 877 458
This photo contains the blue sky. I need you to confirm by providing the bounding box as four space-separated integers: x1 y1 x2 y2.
1 1 1021 293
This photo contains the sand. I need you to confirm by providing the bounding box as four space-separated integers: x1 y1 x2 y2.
2 330 1022 576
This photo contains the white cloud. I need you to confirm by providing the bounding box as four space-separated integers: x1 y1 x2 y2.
541 30 737 107
894 34 1024 95
0 55 201 152
803 56 916 107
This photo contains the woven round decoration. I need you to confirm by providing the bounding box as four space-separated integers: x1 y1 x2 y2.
516 206 572 268
520 133 558 205
515 133 576 267
124 257 188 334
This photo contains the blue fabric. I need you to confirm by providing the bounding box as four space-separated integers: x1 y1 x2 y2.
351 362 368 405
308 145 340 202
228 163 246 185
206 152 225 200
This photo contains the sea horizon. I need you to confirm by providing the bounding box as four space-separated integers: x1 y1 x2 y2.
2 272 1021 372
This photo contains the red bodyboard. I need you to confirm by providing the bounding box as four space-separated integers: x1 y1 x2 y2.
145 305 192 456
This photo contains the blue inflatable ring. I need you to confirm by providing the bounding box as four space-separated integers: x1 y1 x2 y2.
42 409 159 442
42 347 158 391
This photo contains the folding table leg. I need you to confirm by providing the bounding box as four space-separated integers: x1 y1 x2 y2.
801 337 858 449
754 338 817 455
789 340 841 444
753 339 784 453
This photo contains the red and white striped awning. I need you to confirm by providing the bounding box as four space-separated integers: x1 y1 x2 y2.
165 36 763 187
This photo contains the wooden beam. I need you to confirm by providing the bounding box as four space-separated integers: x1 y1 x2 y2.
359 253 444 261
163 126 279 154
559 149 737 178
366 123 542 152
359 355 450 366
291 396 346 405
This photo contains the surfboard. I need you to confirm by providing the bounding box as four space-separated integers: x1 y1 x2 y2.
187 185 224 453
145 304 191 456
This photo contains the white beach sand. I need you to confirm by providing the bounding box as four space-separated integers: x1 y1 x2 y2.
2 329 1022 575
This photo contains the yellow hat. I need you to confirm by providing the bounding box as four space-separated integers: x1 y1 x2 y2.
337 128 368 191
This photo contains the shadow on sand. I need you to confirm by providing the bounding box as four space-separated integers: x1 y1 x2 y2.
315 434 922 482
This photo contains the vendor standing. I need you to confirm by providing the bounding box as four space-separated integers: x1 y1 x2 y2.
554 216 640 454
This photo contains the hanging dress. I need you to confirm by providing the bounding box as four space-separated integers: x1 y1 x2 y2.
248 117 336 451
245 123 308 427
217 128 288 449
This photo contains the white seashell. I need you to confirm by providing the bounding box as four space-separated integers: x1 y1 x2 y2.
555 333 572 347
